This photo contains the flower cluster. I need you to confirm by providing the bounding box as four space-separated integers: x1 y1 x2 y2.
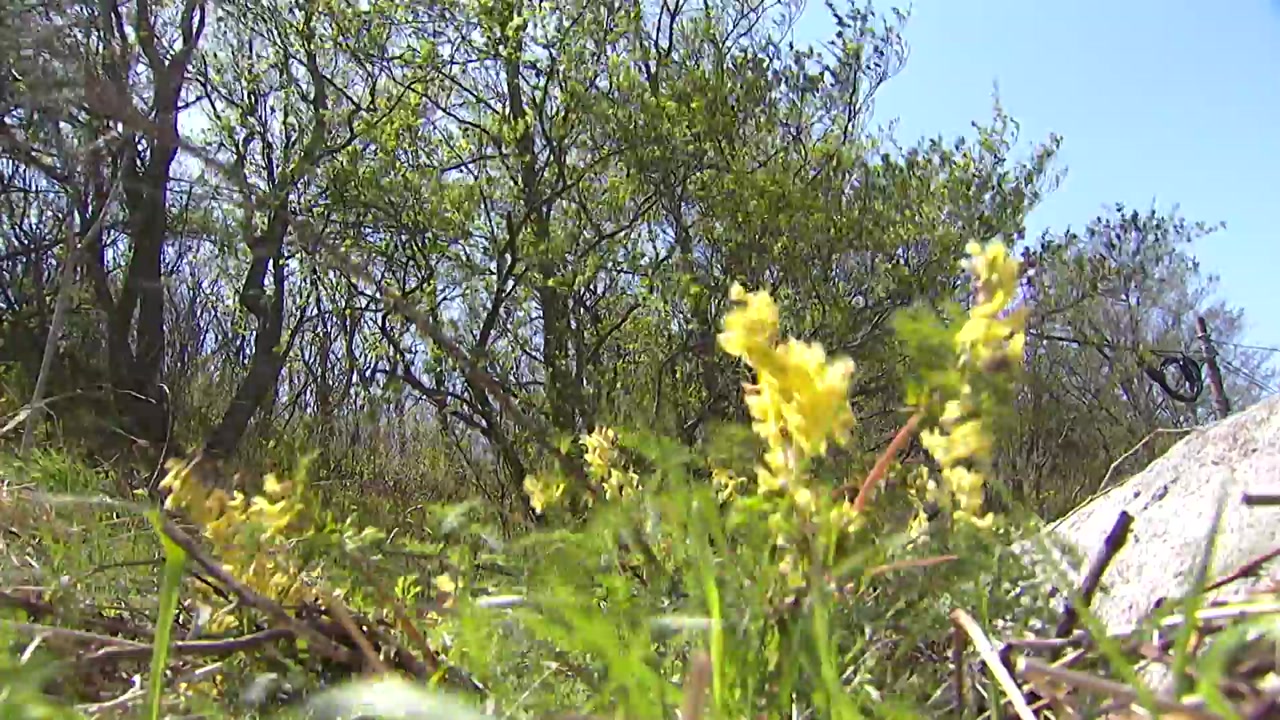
580 426 641 501
523 426 641 514
716 283 865 586
159 459 315 631
719 285 857 466
914 240 1027 531
957 240 1027 373
710 467 746 503
718 284 857 500
522 474 564 515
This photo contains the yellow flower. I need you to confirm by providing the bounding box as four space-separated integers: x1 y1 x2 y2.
581 426 620 479
920 420 991 467
262 473 292 500
711 467 745 502
912 239 1027 530
792 485 815 515
770 339 856 457
956 240 1028 372
523 475 564 514
738 337 856 462
755 464 789 494
204 488 231 517
717 282 780 364
603 467 641 500
434 573 457 594
939 399 967 428
717 281 867 559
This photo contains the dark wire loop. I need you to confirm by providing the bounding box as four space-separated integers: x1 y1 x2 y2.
1142 353 1204 403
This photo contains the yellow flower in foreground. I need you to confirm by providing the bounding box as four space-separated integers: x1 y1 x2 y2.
957 240 1028 371
602 467 641 500
726 305 856 464
717 281 862 558
717 282 780 364
915 239 1027 530
770 339 856 457
791 485 815 515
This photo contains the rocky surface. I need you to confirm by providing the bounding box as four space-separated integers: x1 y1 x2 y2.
1034 395 1280 636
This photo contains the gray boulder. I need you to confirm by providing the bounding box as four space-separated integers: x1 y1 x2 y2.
1033 395 1280 636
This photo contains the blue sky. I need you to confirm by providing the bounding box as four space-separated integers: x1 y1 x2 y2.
794 0 1280 350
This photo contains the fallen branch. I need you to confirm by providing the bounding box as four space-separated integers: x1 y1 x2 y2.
1204 545 1280 594
1015 657 1218 719
0 619 148 650
1242 491 1280 507
156 517 354 665
325 588 388 674
78 627 292 664
1055 510 1133 638
0 588 155 641
866 554 958 579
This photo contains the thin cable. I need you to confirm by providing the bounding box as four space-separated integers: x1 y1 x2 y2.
1030 330 1206 401
1216 340 1280 355
1028 330 1187 357
1218 357 1278 396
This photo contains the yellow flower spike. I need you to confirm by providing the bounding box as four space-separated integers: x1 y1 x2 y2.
769 340 856 458
941 466 988 519
718 282 780 363
204 488 230 516
581 426 622 480
907 239 1028 531
711 468 745 502
1007 324 1027 361
208 613 238 635
964 511 996 530
206 514 238 546
939 399 968 428
919 428 948 462
434 573 457 594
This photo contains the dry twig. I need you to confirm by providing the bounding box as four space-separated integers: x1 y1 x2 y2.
950 608 1038 720
1056 511 1133 639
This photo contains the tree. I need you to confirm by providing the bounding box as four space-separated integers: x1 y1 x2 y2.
997 204 1277 519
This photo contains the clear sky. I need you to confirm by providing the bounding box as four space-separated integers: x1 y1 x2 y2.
794 0 1280 350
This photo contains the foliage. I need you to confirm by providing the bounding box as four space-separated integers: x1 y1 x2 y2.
1004 204 1278 518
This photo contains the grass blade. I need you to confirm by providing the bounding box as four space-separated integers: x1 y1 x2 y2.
146 510 188 720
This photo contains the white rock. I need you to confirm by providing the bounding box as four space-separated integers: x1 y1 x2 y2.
1034 395 1280 636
